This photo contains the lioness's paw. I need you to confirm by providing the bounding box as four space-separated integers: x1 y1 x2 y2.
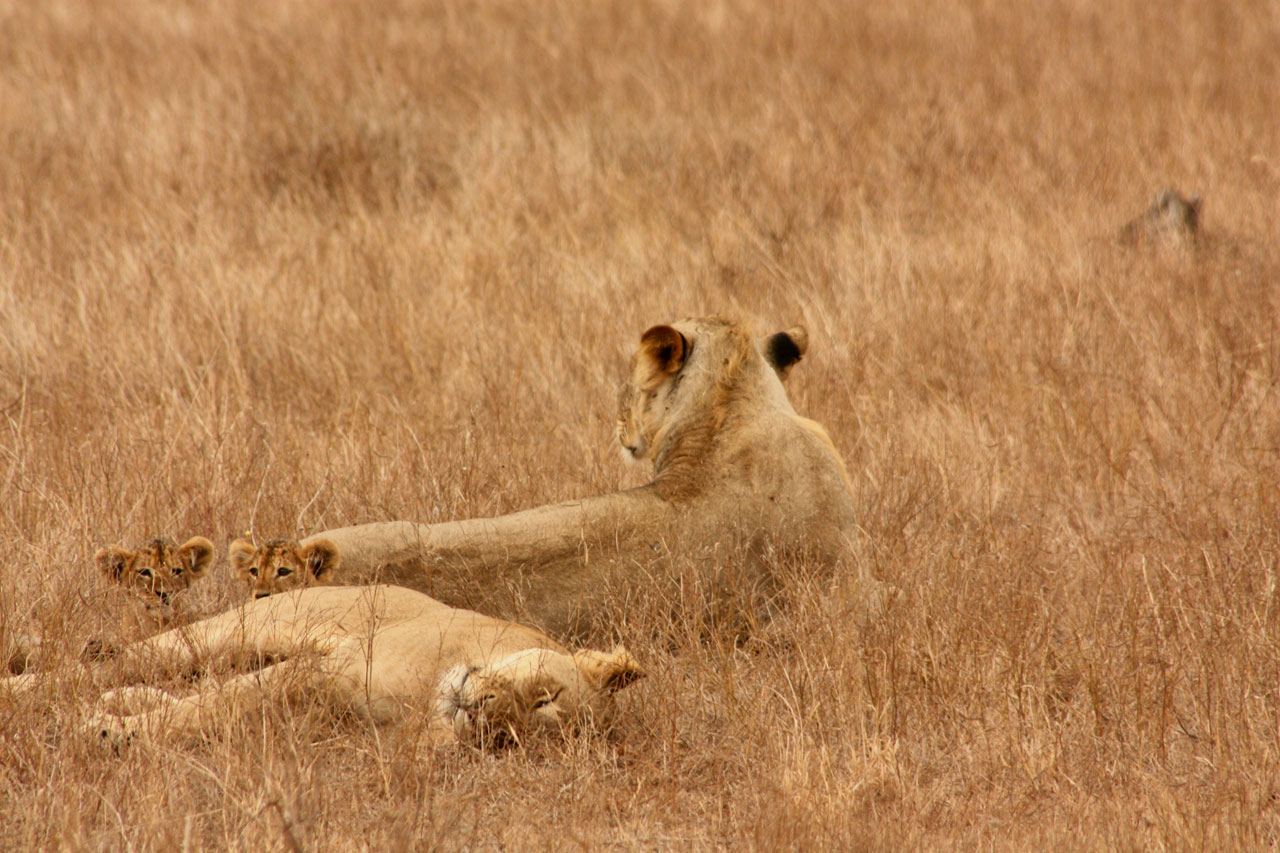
0 672 38 697
85 712 139 751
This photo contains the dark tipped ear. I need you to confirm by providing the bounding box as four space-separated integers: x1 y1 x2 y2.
95 547 134 583
299 539 341 583
639 325 688 379
176 537 216 579
573 645 647 692
228 539 257 576
763 326 809 380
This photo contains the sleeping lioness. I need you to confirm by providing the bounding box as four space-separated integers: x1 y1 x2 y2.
55 584 645 748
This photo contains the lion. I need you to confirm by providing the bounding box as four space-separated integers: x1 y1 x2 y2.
6 536 216 674
299 316 871 638
229 537 341 599
1118 187 1201 247
57 584 646 749
94 537 218 633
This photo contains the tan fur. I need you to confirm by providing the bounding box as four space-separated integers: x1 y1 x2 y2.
61 585 645 748
229 537 341 599
300 317 871 638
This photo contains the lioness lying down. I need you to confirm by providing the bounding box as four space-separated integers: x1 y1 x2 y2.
60 585 644 748
305 317 871 637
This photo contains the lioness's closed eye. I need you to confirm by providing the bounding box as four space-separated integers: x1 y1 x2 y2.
229 537 340 599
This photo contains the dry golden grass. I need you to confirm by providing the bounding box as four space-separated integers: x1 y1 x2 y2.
2 0 1280 847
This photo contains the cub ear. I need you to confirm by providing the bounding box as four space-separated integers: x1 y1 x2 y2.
228 539 257 577
95 547 135 583
176 537 216 579
573 645 647 692
298 538 341 583
763 326 809 380
639 325 688 380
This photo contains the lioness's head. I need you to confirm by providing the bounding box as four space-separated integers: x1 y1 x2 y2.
617 317 808 463
439 645 645 746
228 538 341 599
95 537 216 623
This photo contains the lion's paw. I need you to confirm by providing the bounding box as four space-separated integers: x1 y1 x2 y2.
84 711 140 751
0 671 38 698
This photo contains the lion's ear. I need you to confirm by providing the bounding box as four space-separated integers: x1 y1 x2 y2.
574 645 647 692
299 539 341 583
763 326 808 380
95 547 134 583
176 537 216 579
639 325 688 379
228 539 257 577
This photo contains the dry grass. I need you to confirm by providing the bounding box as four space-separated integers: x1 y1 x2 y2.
2 0 1280 848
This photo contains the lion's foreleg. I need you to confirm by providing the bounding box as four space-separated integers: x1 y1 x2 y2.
102 606 310 684
308 492 669 584
89 659 322 745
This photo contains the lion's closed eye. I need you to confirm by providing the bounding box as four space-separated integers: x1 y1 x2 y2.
532 687 563 710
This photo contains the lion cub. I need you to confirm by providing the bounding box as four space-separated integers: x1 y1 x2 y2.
7 537 216 674
1118 187 1201 247
229 537 341 599
94 536 217 638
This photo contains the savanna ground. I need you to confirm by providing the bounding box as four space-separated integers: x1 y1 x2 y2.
2 0 1279 848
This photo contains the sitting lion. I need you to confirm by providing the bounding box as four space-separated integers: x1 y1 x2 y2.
7 536 216 674
301 316 870 638
63 585 644 748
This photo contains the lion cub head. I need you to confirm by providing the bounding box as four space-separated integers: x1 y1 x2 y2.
94 537 216 626
229 538 341 599
440 646 645 746
617 317 808 463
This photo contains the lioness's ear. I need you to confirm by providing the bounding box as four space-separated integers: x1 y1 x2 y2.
574 645 647 692
95 547 135 583
639 325 688 378
228 539 257 577
763 326 808 380
176 537 216 579
299 539 341 582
